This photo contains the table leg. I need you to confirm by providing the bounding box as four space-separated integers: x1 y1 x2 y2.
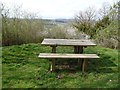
78 46 83 53
74 46 78 53
78 46 84 70
52 46 56 53
78 46 88 72
50 46 56 72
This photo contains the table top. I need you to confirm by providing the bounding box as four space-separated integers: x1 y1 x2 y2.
41 38 96 46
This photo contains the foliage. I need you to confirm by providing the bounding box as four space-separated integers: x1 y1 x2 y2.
1 3 45 46
95 20 118 49
2 43 119 88
94 1 119 49
2 18 45 46
44 25 84 39
94 16 111 30
73 7 96 38
45 25 67 39
73 1 119 49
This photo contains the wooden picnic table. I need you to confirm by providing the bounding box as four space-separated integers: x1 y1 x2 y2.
40 38 98 72
41 38 96 53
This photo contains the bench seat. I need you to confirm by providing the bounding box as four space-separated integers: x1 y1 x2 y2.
38 53 100 59
38 53 99 72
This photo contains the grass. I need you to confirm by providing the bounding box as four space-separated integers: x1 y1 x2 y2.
2 43 119 88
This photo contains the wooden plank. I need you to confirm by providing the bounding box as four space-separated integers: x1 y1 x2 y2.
41 38 96 46
38 53 100 59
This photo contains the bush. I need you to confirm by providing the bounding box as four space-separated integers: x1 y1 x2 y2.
1 3 45 46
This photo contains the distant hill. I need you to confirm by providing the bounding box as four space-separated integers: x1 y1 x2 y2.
43 19 74 26
43 19 73 23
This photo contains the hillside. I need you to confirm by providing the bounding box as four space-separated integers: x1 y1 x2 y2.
2 43 119 88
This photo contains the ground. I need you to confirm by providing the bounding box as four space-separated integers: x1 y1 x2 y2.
2 43 119 88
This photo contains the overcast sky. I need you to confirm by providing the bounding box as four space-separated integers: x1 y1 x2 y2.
1 0 117 19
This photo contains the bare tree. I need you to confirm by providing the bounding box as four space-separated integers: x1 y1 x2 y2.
73 7 96 38
99 2 110 18
85 7 96 21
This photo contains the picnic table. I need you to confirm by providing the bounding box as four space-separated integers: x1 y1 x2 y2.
38 38 99 72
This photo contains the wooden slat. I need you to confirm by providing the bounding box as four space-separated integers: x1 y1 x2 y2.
41 38 96 46
38 53 100 59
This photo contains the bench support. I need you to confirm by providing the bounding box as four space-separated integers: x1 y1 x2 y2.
51 46 57 72
50 59 55 72
82 59 86 73
50 46 87 72
74 46 84 70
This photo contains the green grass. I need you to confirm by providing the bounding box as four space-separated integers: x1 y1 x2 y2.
2 43 119 88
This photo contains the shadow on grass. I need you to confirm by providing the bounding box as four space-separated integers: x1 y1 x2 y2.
87 56 118 73
54 58 81 73
53 57 117 74
55 66 81 74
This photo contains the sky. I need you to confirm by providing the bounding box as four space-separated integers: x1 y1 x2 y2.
1 0 118 19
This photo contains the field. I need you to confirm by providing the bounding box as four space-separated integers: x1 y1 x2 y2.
2 43 119 88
